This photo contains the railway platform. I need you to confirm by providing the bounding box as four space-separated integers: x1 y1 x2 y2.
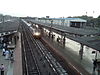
0 32 22 75
13 32 22 75
0 48 13 75
42 35 98 75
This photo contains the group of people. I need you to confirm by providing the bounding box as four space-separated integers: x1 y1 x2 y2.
0 36 15 75
57 36 66 45
93 59 100 75
2 48 14 61
2 42 12 58
0 42 14 75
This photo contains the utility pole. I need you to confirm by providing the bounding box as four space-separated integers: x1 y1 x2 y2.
50 19 53 31
62 18 65 26
2 15 4 24
93 11 95 28
86 11 87 16
49 19 53 37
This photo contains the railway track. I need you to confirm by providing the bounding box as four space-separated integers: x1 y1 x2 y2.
20 19 92 75
20 20 68 75
21 24 41 75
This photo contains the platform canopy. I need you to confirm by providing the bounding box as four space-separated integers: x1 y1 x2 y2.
65 34 100 51
0 20 19 37
30 20 100 35
48 18 87 22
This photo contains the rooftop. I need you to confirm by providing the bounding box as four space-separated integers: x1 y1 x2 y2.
0 20 19 33
39 18 87 22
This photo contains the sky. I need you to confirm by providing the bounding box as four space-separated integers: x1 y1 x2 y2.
0 0 100 18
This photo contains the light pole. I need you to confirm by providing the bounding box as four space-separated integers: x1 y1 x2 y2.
49 19 53 37
61 17 65 26
2 15 4 24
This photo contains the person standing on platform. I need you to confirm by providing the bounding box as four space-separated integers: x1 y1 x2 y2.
93 59 97 71
51 34 54 39
3 43 6 49
49 32 51 38
2 48 5 56
63 37 66 45
10 50 14 63
5 50 9 60
57 36 60 43
0 64 5 75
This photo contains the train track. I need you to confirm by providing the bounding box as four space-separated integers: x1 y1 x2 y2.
30 32 68 75
21 23 41 75
20 20 68 75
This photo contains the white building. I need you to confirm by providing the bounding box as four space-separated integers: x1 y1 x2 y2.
38 18 87 28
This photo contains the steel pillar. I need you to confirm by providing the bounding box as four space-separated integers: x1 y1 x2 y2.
49 20 53 37
79 43 84 60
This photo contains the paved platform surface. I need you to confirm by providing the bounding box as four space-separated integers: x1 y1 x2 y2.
13 32 22 75
42 35 98 75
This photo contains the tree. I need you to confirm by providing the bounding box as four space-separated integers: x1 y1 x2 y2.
98 15 100 18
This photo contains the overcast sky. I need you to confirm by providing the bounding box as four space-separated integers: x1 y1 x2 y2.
0 0 99 18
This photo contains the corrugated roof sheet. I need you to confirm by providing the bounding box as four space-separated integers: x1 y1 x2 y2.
48 18 87 22
0 20 19 33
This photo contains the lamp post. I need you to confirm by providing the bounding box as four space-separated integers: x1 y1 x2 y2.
2 15 4 24
49 19 53 37
50 19 53 31
61 17 65 26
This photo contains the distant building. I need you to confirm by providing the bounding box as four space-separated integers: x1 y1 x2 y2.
46 16 50 18
38 18 87 28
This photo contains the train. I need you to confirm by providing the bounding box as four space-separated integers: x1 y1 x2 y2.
30 27 42 39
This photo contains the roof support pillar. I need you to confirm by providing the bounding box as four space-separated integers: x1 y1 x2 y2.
63 34 66 45
49 20 53 37
61 33 66 46
79 43 84 60
80 22 83 28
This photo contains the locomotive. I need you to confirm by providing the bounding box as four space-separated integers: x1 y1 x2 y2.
30 27 41 39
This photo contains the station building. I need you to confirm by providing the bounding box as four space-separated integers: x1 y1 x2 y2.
37 18 87 28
